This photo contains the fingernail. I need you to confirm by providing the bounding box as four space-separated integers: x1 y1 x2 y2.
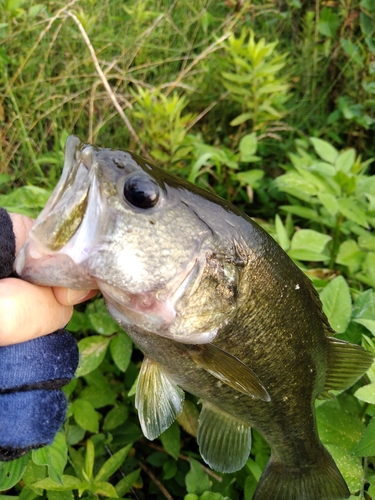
67 289 92 305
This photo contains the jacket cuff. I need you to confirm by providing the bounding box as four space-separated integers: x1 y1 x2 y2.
0 208 16 279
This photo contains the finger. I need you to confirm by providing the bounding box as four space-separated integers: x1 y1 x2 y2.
0 278 73 346
53 287 99 306
9 213 34 255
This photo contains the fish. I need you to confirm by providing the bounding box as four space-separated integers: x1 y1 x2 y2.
16 135 373 500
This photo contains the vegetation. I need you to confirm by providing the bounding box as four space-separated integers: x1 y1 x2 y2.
1 0 375 498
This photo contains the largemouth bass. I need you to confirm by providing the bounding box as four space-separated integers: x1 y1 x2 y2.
16 136 373 500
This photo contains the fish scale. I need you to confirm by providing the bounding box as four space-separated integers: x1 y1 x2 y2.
16 136 373 500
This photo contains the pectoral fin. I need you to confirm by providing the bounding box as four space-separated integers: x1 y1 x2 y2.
197 401 252 473
135 357 184 440
189 343 270 402
322 337 373 393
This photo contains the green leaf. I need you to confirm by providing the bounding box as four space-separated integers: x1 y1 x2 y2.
110 332 133 372
115 468 141 497
235 169 264 186
31 476 85 492
336 240 366 272
230 112 253 126
95 443 133 483
353 416 375 456
0 454 30 490
317 7 341 38
317 401 365 451
103 405 129 431
335 149 356 173
72 399 99 433
310 137 338 163
354 383 375 404
32 433 67 484
274 214 290 251
239 133 257 161
176 399 199 438
317 192 339 216
185 458 210 495
160 421 181 459
281 205 321 222
0 186 51 217
87 299 121 336
76 336 111 377
325 444 363 493
85 440 95 481
320 276 352 333
290 229 332 254
337 198 369 228
91 481 118 497
353 318 375 336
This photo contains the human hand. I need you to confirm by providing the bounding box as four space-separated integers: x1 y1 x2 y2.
0 213 97 346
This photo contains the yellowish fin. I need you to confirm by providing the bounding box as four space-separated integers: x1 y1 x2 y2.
323 337 373 393
189 343 270 402
197 401 252 473
135 357 184 440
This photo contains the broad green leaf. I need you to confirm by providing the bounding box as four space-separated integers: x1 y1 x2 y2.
87 299 121 336
320 276 352 333
160 421 181 459
336 240 366 271
185 458 211 495
80 386 116 408
0 186 51 217
317 192 339 216
310 137 338 163
317 402 364 451
352 290 375 320
72 399 99 433
32 433 67 484
338 198 369 228
110 332 133 372
115 468 141 497
103 405 129 431
325 444 363 493
76 336 111 377
353 318 375 336
239 133 257 161
290 229 331 254
353 416 375 456
94 443 132 483
335 149 356 173
354 383 375 404
0 454 30 490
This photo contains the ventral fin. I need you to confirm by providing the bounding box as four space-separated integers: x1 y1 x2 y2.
322 337 373 394
197 401 252 473
189 343 270 402
135 357 184 440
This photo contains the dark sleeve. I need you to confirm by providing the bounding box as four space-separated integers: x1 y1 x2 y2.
0 208 79 462
0 208 16 278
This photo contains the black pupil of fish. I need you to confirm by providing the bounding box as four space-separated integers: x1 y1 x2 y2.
123 176 159 209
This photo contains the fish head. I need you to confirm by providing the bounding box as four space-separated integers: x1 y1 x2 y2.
16 136 239 343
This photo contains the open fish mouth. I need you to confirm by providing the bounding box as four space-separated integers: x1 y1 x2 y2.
15 136 103 288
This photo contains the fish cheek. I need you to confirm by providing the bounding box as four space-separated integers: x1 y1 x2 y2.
173 254 239 337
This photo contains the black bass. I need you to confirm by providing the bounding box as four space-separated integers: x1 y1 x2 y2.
16 136 373 500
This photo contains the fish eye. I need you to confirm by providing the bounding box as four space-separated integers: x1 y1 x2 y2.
123 174 160 209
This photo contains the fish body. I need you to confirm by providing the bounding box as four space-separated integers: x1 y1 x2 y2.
16 136 373 499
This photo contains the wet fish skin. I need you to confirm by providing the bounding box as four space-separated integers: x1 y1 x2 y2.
16 136 373 500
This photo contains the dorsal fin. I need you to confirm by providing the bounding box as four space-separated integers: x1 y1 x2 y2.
189 343 270 402
135 357 184 440
322 337 373 393
197 400 252 473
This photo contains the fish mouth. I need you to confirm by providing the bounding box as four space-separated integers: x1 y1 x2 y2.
15 136 102 288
